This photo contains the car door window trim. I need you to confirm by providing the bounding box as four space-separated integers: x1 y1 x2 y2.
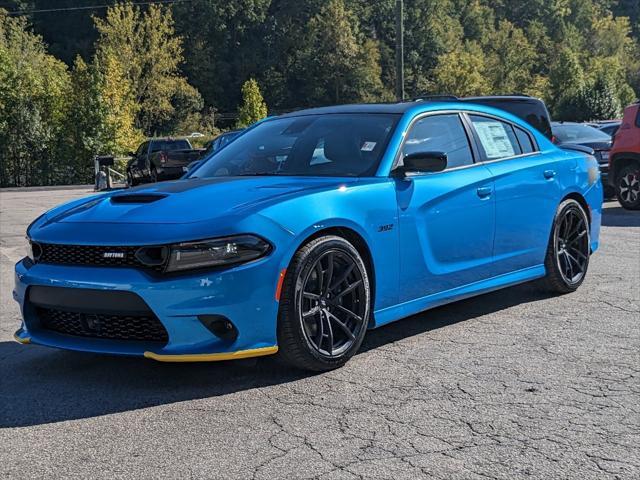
391 110 478 175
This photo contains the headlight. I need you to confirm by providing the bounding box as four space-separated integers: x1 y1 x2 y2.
24 237 42 263
25 237 34 262
165 235 271 272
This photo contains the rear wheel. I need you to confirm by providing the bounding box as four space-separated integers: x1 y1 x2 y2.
538 199 590 294
616 163 640 210
277 235 370 371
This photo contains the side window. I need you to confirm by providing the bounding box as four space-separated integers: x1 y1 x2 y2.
401 113 474 169
514 126 536 154
469 115 522 160
136 142 148 158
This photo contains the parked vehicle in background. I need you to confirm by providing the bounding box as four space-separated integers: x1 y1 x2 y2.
204 129 244 156
588 120 622 137
609 102 640 210
189 132 205 138
459 95 553 140
552 122 614 198
126 138 205 186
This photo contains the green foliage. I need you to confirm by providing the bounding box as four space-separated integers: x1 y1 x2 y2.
433 41 490 96
236 79 268 128
2 0 640 187
0 10 71 187
93 2 202 136
556 75 622 121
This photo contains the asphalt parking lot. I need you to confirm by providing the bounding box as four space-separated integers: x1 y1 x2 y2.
0 188 638 480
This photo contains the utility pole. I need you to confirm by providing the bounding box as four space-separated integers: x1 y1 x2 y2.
395 0 405 102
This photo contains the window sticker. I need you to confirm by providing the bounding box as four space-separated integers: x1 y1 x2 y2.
474 121 515 159
361 141 377 152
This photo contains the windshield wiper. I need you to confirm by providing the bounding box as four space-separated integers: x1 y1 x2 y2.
236 172 281 176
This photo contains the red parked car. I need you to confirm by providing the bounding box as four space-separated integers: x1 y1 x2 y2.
609 102 640 210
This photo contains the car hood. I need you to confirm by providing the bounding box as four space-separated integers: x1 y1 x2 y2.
560 140 612 151
45 177 358 225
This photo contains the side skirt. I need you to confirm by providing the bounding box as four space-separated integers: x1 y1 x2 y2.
372 265 546 328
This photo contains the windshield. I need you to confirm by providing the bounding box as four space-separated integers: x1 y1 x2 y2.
151 140 191 152
553 124 611 143
191 114 399 178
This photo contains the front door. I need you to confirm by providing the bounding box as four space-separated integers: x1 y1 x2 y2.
395 113 496 302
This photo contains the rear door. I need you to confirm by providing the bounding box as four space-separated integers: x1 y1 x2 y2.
465 113 564 274
395 112 496 302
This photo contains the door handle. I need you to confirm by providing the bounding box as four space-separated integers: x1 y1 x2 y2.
476 186 493 198
543 169 556 179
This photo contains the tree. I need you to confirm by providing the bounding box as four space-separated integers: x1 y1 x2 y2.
433 41 490 96
172 0 271 112
93 2 202 135
0 9 71 187
556 75 622 121
484 20 538 94
236 78 267 128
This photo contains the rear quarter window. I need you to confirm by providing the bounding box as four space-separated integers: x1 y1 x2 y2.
514 127 536 153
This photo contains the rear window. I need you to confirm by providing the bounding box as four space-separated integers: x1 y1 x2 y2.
463 98 552 139
150 140 191 152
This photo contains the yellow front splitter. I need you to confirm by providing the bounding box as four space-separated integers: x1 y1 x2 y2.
13 333 31 344
143 345 278 363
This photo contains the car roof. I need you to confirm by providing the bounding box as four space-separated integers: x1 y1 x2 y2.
282 98 540 116
279 102 420 116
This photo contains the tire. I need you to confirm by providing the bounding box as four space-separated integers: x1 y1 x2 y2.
538 199 590 294
126 171 137 187
615 163 640 210
277 235 371 371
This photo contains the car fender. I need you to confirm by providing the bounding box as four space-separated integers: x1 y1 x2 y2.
261 181 400 311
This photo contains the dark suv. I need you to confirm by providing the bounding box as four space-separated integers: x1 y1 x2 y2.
460 95 553 140
609 102 640 210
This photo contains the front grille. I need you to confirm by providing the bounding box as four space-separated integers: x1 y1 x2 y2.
36 243 166 272
37 307 169 343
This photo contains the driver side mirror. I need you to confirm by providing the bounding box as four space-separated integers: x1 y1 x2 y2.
395 151 448 176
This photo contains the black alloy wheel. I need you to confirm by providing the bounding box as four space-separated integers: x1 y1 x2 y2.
298 249 367 357
277 235 370 371
539 199 590 293
554 205 589 286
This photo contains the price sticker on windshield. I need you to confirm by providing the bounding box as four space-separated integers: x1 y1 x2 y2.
361 141 377 152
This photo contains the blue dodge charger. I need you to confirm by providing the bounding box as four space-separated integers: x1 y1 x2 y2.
14 101 602 371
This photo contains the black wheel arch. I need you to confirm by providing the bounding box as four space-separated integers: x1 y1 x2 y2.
561 192 591 226
292 227 376 327
610 152 640 184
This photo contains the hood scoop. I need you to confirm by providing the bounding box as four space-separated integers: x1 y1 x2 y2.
110 193 168 204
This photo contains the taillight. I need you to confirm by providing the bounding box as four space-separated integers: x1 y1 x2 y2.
159 152 167 164
551 135 558 144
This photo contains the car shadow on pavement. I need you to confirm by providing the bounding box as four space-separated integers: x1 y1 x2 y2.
0 282 550 428
601 206 640 227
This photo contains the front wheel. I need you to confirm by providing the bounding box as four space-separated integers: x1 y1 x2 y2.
616 163 640 210
538 199 590 294
277 235 371 371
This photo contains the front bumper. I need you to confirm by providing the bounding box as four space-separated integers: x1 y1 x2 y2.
13 256 281 361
